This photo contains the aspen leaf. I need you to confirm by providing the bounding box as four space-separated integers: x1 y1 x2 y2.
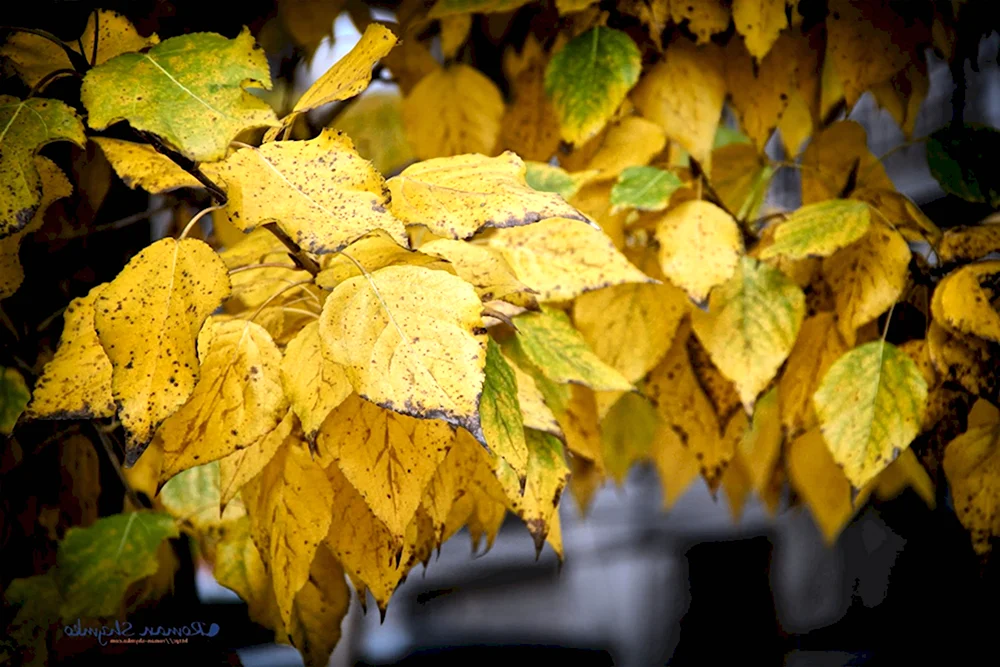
822 222 911 345
813 341 928 489
158 318 287 482
28 285 114 421
282 322 352 442
315 231 434 289
403 65 504 159
938 222 1000 265
420 238 535 305
487 218 653 302
243 437 334 627
692 257 804 410
0 9 158 87
220 411 296 507
573 280 687 383
331 92 414 176
513 308 633 391
943 400 1000 554
387 152 586 240
610 166 683 213
632 38 725 170
732 0 788 61
800 121 893 204
655 200 744 303
2 156 72 301
92 138 203 194
500 48 563 162
524 163 594 200
56 511 179 618
669 0 730 44
649 423 701 509
0 368 29 435
282 545 350 667
95 238 230 460
319 265 487 436
787 428 853 544
317 392 453 543
932 262 1000 344
724 33 799 151
0 96 85 237
778 313 849 437
739 387 782 492
601 392 658 485
290 23 397 116
81 29 278 162
481 339 529 479
544 27 642 145
215 130 406 254
760 200 872 260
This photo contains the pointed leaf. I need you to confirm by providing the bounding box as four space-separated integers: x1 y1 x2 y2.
655 200 744 303
931 261 1000 344
0 367 29 435
787 428 854 544
282 545 350 667
732 0 788 60
92 138 203 193
610 166 683 212
601 392 658 485
481 339 529 478
943 400 1000 554
282 322 352 442
219 410 295 507
759 200 872 260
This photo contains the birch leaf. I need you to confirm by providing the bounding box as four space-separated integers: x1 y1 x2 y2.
931 262 1000 344
655 200 744 303
282 545 350 667
81 29 278 162
219 411 296 507
95 238 231 461
610 166 683 213
419 239 535 305
281 322 352 442
943 400 1000 554
481 339 529 479
732 0 788 60
759 200 872 260
601 392 658 485
787 428 854 544
778 313 849 437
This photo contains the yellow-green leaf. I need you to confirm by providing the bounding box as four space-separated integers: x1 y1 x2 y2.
95 238 231 460
544 27 642 145
738 387 782 492
655 200 744 303
0 367 29 435
0 96 84 236
760 200 873 260
601 392 658 485
525 162 595 200
481 339 529 479
282 322 352 442
813 341 929 489
419 238 535 305
610 166 683 213
387 151 586 240
81 28 278 162
428 0 533 18
331 92 415 175
778 313 849 437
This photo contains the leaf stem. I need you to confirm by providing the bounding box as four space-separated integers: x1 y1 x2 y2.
27 68 81 97
178 204 223 240
228 261 300 275
247 279 315 324
91 423 150 509
262 223 321 276
0 26 90 71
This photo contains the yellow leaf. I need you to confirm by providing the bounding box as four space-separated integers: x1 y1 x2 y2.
95 238 230 460
778 91 814 158
732 0 788 60
403 65 504 159
647 325 733 490
419 239 536 306
28 285 115 420
421 430 483 542
480 339 529 478
92 138 203 194
927 321 997 399
800 121 894 204
759 199 873 260
0 9 158 87
487 217 653 301
778 313 849 437
440 14 473 59
282 544 350 667
869 448 935 508
291 23 397 117
931 262 1000 344
499 43 562 162
555 385 604 464
569 181 630 249
649 424 700 509
219 411 296 507
212 516 279 628
937 222 1000 265
668 0 730 44
787 428 853 544
223 230 312 309
655 200 744 303
568 455 605 515
381 36 440 95
318 394 452 539
278 0 344 57
721 447 753 522
580 116 668 181
330 92 415 175
507 357 562 437
244 437 334 627
723 33 798 151
739 387 782 492
821 222 910 345
943 400 1000 554
870 61 928 139
710 143 774 221
601 392 658 485
387 151 586 240
315 230 435 289
281 322 352 442
573 280 687 383
814 340 928 489
319 265 487 435
632 38 725 170
214 129 407 254
158 318 286 482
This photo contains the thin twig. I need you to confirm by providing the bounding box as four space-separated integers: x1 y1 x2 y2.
1 26 90 70
91 423 150 509
228 262 300 275
138 131 229 204
248 280 315 324
262 223 321 275
28 68 81 97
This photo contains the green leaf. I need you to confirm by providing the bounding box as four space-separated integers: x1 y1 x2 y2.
610 166 683 212
713 124 751 149
813 341 928 489
544 27 642 145
760 200 873 260
0 96 85 237
926 123 1000 209
428 0 533 18
513 307 632 391
525 162 594 200
158 461 240 532
482 339 528 480
81 28 278 162
56 511 179 618
0 367 30 435
691 256 805 410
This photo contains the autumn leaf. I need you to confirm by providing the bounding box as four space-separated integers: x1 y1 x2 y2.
723 33 799 151
95 238 231 460
219 411 296 507
419 238 535 306
55 511 179 618
486 217 653 301
387 152 585 241
937 222 1000 265
403 65 504 159
480 339 529 478
544 27 642 145
669 0 731 44
158 460 241 533
331 92 415 175
506 356 561 437
320 265 486 436
711 143 774 222
500 41 563 162
738 387 782 492
943 400 1000 554
0 368 30 435
814 340 928 488
281 322 352 442
787 428 854 543
281 545 350 667
580 116 669 181
759 200 872 260
428 0 533 17
158 318 287 482
655 200 744 303
513 307 632 391
278 0 344 58
211 515 278 628
601 392 658 485
214 130 407 254
778 313 849 437
732 0 788 61
315 230 434 289
610 166 683 213
931 262 1000 344
81 29 278 162
0 96 85 237
92 138 203 194
800 121 894 204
